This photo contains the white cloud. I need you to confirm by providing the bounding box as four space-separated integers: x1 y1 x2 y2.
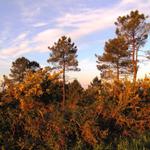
21 7 41 22
22 8 40 20
0 40 31 59
121 0 150 5
0 26 11 45
56 0 150 40
17 1 47 22
32 22 48 27
121 0 136 4
12 32 29 43
16 33 28 40
56 8 119 39
0 28 64 60
33 29 64 43
32 28 65 52
2 0 149 59
0 31 30 59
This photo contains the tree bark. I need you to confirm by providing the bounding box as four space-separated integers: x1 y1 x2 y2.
135 47 138 82
116 62 119 81
132 34 137 84
62 59 66 110
133 51 136 83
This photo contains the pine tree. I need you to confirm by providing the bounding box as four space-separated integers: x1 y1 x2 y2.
90 76 101 87
47 36 80 109
28 61 40 72
96 36 130 81
9 57 40 82
115 10 150 83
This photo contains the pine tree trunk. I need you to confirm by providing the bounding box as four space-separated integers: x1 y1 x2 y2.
117 62 119 81
133 49 137 84
133 55 137 84
134 48 138 83
62 61 65 110
133 61 137 83
132 35 137 84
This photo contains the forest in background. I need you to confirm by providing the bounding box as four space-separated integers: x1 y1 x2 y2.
0 10 150 150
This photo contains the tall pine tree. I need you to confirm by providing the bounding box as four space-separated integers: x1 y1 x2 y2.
115 10 150 83
47 36 80 109
96 36 130 81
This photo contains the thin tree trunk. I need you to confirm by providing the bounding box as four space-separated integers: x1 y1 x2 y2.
135 47 138 82
132 34 137 84
116 62 119 81
133 53 138 83
62 61 65 110
133 51 137 84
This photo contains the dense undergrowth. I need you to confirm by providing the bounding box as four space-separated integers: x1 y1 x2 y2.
0 69 150 149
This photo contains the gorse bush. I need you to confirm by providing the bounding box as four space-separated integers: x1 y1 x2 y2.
0 74 150 149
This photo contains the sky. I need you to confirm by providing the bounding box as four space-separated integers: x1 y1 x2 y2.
0 0 150 87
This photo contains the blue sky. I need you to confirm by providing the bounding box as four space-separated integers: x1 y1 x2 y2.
0 0 150 87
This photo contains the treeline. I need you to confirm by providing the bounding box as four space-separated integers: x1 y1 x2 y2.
0 10 150 150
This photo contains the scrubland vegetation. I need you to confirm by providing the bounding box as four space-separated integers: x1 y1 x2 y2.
0 10 150 150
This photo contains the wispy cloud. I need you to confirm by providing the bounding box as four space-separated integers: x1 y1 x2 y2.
12 32 29 43
0 26 11 45
17 0 47 22
0 28 64 59
33 29 64 43
0 31 30 59
32 28 65 52
1 0 150 58
56 0 150 40
0 40 31 59
22 7 41 20
56 8 119 40
32 22 48 27
121 0 137 4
